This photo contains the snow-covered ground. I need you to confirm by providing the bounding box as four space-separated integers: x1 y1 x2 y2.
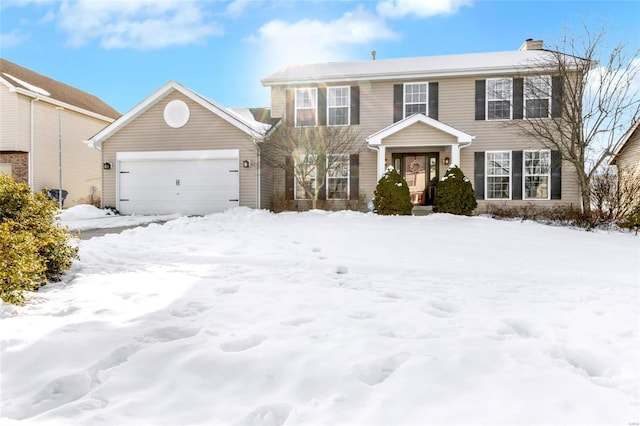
1 206 639 425
58 204 178 231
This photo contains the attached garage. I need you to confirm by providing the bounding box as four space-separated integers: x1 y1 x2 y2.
117 150 239 215
87 81 271 215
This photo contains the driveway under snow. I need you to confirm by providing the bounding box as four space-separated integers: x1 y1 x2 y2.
1 208 638 425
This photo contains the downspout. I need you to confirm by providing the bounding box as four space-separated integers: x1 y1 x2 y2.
29 96 40 189
255 138 261 210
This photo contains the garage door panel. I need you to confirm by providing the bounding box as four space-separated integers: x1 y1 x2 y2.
118 155 239 215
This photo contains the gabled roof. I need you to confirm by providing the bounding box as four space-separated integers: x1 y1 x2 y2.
610 120 640 165
0 58 120 120
86 81 271 149
366 114 474 146
262 49 565 86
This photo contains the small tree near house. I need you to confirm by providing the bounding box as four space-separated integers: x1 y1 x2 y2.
373 166 413 215
261 125 362 209
508 28 640 214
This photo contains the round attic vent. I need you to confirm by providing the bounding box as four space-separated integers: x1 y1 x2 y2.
163 99 190 128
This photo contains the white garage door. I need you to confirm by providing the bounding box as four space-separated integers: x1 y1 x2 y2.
117 150 239 215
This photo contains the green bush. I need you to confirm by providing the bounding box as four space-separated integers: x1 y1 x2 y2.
432 165 477 216
0 175 78 305
373 167 413 215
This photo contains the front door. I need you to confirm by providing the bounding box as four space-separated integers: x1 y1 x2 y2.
393 153 439 205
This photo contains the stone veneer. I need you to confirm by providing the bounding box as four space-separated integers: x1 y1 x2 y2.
0 152 29 183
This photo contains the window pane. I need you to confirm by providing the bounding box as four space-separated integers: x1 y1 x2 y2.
296 109 316 127
328 107 348 126
404 83 427 118
526 99 549 118
524 150 550 199
525 176 549 199
486 151 510 199
327 154 349 200
488 100 511 120
405 103 427 116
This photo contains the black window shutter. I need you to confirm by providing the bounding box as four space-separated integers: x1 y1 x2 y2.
350 86 360 125
551 76 563 118
349 154 359 201
512 150 523 199
428 82 438 120
474 151 485 199
393 84 403 122
513 78 524 120
317 87 327 126
475 80 486 121
286 89 294 127
318 154 326 200
285 156 294 200
551 150 562 199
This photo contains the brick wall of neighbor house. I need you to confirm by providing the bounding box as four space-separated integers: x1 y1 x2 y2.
270 73 581 210
101 90 260 209
0 152 28 183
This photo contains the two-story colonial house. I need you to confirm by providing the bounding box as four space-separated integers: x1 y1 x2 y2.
260 39 581 211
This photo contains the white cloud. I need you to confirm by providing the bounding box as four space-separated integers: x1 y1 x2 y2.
0 29 29 47
247 6 398 75
377 0 472 18
225 0 250 18
56 0 222 50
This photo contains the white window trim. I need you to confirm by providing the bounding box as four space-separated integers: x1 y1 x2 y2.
326 154 350 200
486 78 513 121
524 76 552 119
327 86 350 127
485 150 512 200
294 87 318 128
523 149 551 200
403 82 428 119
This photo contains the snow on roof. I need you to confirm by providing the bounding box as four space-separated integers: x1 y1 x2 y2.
227 108 271 134
262 49 563 85
2 72 51 96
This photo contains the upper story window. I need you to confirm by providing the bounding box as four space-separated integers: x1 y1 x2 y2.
486 151 511 199
404 82 428 118
327 87 350 126
524 149 551 199
486 78 512 120
295 88 317 127
525 76 551 118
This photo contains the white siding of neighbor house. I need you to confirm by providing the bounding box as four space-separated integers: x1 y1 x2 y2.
101 90 260 210
1 86 109 207
268 74 581 210
615 128 640 174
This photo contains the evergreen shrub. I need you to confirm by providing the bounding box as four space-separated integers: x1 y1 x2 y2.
373 166 413 215
0 175 78 305
432 165 477 216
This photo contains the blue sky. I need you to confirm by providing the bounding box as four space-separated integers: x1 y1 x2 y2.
1 0 638 115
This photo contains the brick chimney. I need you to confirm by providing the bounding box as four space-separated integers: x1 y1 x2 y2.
520 39 544 51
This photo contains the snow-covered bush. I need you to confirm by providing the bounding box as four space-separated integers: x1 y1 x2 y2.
373 167 413 215
433 165 477 216
0 175 78 305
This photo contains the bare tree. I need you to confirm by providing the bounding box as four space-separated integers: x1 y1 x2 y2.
260 125 362 209
591 164 640 220
510 28 640 214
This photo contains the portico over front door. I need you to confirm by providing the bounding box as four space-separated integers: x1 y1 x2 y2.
392 153 439 205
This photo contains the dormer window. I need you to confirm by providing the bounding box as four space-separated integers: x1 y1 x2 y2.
295 88 317 127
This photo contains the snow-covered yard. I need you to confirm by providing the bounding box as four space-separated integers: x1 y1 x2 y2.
1 207 638 425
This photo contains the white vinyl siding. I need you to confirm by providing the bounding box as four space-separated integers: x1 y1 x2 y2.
295 88 317 127
404 82 428 118
486 151 511 199
525 76 551 119
327 87 350 126
523 149 551 199
486 78 512 120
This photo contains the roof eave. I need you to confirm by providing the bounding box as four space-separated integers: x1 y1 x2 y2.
12 87 117 122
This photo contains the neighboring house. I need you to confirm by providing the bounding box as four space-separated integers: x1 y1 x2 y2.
0 58 119 207
610 120 640 174
260 39 582 211
86 81 270 215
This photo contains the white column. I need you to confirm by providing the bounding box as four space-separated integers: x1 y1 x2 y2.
377 146 386 178
451 144 460 167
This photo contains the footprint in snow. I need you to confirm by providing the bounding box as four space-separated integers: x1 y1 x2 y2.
281 317 314 326
548 346 607 378
238 403 292 426
170 301 208 318
354 353 410 386
134 326 200 344
216 285 239 295
220 335 266 352
348 311 375 320
496 319 539 339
